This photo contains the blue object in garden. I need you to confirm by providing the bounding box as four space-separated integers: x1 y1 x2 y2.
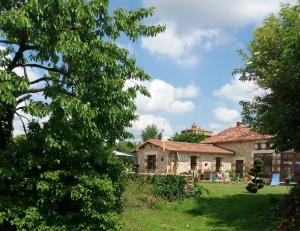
270 173 280 186
211 175 217 183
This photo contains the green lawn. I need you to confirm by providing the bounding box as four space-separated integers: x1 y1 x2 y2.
120 182 290 231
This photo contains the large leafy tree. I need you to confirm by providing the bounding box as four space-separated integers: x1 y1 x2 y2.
115 140 138 154
170 132 207 143
141 124 162 142
0 1 163 230
237 3 300 229
236 2 300 152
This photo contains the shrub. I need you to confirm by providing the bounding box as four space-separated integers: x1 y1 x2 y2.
0 129 126 231
194 185 210 199
246 182 258 193
246 158 265 193
125 174 207 202
277 183 300 230
124 173 152 185
150 175 188 201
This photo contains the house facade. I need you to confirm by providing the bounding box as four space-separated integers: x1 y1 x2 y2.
136 122 300 181
136 140 234 175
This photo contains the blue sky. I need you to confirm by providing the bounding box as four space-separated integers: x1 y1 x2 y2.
9 0 296 138
110 0 296 139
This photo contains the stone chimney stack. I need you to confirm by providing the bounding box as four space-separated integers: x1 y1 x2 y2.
236 121 241 127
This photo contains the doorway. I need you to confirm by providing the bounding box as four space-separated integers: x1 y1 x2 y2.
147 155 156 170
191 156 197 170
236 160 244 177
216 157 221 172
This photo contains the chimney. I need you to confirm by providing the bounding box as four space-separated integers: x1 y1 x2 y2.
236 121 241 127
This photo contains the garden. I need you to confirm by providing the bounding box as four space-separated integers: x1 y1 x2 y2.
120 177 290 231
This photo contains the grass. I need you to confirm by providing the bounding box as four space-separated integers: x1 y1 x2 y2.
120 182 290 231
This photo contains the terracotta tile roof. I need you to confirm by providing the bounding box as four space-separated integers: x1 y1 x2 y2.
138 139 234 155
201 126 273 144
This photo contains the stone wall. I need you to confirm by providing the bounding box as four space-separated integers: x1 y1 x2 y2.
215 140 278 174
215 141 256 173
176 152 232 174
137 144 169 173
137 144 233 174
137 140 280 176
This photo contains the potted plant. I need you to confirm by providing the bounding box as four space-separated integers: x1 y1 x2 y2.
285 167 291 184
198 172 204 181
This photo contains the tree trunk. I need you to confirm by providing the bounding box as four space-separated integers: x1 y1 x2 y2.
0 104 14 150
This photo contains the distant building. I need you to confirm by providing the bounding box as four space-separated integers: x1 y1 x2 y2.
181 122 213 137
136 122 300 182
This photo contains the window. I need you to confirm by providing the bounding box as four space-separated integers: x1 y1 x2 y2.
191 156 197 170
265 142 271 149
147 155 156 170
256 143 262 150
281 153 300 181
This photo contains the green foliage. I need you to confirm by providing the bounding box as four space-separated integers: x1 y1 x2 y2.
141 124 162 142
246 158 265 193
170 132 207 143
0 0 165 148
229 171 241 182
150 175 189 201
277 183 300 230
124 173 152 185
0 124 126 231
236 2 300 151
115 140 138 154
194 185 210 199
0 0 164 230
125 174 196 201
115 141 138 167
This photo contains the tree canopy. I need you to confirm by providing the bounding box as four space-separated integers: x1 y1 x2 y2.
115 140 138 154
0 1 164 230
236 2 300 151
170 132 207 143
141 124 162 142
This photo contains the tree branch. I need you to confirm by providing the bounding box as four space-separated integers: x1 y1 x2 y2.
15 112 28 135
29 77 52 85
23 65 29 81
25 88 46 94
15 112 31 122
20 63 67 75
0 40 18 45
17 94 32 104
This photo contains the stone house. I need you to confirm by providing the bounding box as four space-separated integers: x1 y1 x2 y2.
136 122 300 181
136 139 234 176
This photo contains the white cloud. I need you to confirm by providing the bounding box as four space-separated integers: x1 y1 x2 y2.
144 0 296 28
141 23 221 66
13 66 41 83
130 114 173 139
142 0 296 65
208 107 241 133
214 75 267 103
133 79 199 114
213 107 240 123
